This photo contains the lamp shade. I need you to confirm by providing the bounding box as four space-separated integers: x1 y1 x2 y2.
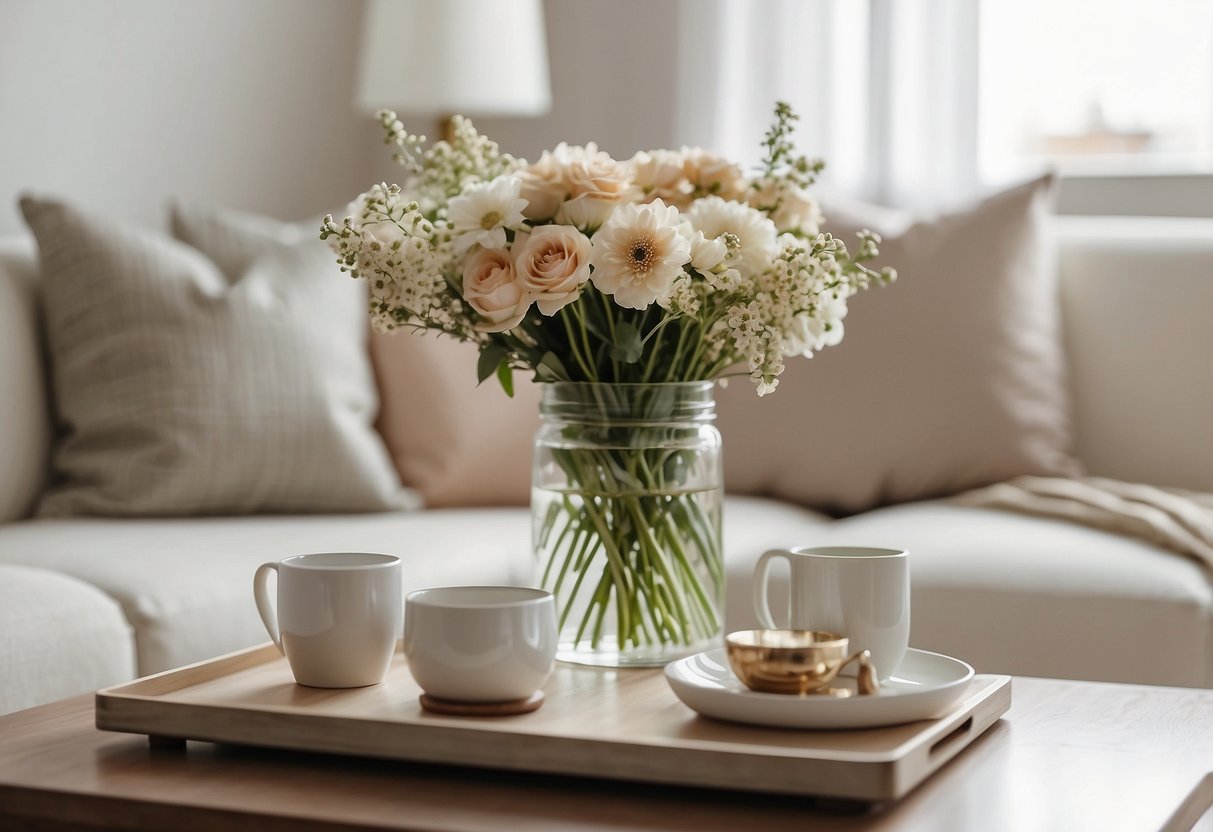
357 0 551 117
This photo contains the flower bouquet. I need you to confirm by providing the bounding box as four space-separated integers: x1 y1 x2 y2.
322 103 894 665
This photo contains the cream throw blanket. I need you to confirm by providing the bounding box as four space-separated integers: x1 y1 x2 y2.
955 476 1213 572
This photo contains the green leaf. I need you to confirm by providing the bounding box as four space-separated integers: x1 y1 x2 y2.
477 344 509 385
496 361 514 397
610 321 643 364
536 351 570 381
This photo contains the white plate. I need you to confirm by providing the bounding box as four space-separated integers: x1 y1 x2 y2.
664 647 975 730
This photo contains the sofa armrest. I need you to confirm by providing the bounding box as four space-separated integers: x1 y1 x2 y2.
0 237 50 522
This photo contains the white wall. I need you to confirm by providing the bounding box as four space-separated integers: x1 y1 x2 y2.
1 0 689 237
0 0 374 234
369 0 685 185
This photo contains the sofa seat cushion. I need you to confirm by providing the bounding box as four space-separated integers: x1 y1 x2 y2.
0 564 136 715
0 511 532 675
725 501 1213 688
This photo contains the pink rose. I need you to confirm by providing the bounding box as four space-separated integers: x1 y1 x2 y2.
512 225 592 315
462 247 531 332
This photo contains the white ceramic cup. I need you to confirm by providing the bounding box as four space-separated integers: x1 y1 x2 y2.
403 586 557 703
752 546 910 680
253 552 402 688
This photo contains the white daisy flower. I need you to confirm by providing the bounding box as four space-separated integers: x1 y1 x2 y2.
590 199 691 310
686 196 778 276
447 175 528 255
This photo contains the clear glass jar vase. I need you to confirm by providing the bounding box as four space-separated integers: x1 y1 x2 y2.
532 382 725 667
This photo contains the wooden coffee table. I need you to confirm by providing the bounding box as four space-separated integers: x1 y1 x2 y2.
0 677 1210 832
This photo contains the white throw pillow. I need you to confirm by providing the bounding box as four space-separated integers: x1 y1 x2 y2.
21 196 414 517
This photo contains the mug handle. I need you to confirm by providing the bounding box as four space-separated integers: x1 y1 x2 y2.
253 562 283 654
753 549 792 629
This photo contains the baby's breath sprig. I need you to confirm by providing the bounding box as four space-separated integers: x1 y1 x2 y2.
377 110 426 174
758 101 825 189
375 110 523 209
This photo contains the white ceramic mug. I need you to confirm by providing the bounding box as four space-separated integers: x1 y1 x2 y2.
404 586 557 703
752 546 910 680
254 552 402 688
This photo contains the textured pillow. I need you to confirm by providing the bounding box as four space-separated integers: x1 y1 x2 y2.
716 176 1082 514
370 332 541 507
21 196 413 517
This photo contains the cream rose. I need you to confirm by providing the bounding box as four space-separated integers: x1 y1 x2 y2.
682 147 747 200
561 146 637 201
512 225 593 315
518 150 566 221
631 149 692 208
462 247 531 332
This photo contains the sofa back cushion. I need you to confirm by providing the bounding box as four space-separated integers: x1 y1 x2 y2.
0 238 49 522
1057 217 1213 493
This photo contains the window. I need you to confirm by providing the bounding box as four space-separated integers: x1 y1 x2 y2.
979 0 1213 215
980 0 1213 181
683 0 1213 215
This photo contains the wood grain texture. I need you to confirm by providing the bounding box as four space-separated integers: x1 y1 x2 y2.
93 644 1009 801
0 676 1210 831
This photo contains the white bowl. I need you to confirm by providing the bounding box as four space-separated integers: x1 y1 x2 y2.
404 586 557 703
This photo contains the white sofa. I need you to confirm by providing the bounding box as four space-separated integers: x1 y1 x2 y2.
1 218 1211 715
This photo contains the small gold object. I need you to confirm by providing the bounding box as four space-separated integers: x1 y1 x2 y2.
726 630 881 696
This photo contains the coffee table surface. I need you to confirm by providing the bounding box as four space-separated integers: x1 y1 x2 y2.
0 676 1210 832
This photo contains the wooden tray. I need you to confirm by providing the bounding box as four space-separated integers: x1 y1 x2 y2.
96 644 1011 802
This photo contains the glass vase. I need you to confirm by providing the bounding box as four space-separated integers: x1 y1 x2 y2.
532 382 725 667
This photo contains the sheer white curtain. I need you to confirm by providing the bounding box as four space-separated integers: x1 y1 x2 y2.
675 0 980 210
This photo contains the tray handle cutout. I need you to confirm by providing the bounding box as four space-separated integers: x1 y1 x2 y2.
929 717 974 759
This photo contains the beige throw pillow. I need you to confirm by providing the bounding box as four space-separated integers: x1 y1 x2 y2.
370 332 541 507
21 196 413 517
716 176 1082 514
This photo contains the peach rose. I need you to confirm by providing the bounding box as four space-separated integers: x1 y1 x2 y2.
512 225 592 315
462 247 531 332
682 147 746 200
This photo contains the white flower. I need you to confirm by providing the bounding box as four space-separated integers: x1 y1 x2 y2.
686 196 778 276
462 247 531 332
657 275 701 316
447 175 528 255
813 292 849 347
750 181 824 235
512 225 593 315
554 193 619 231
686 229 728 273
590 199 691 310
